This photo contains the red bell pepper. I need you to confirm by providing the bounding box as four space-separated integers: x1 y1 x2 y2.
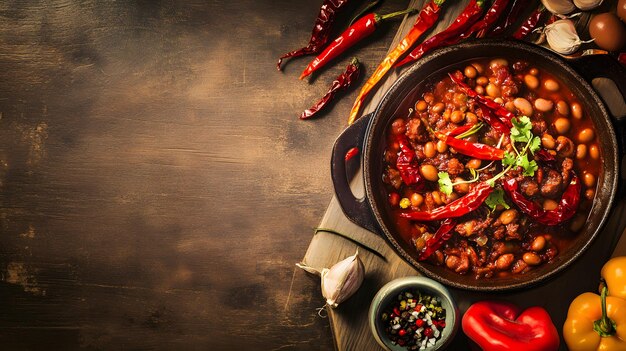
462 301 559 351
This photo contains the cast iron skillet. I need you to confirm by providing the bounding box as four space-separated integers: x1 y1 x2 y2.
331 40 626 291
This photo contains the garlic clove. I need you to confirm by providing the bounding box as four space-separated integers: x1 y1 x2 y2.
573 0 603 10
320 249 364 308
545 19 590 55
541 0 576 14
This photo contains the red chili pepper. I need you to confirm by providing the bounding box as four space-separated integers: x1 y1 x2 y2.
348 0 447 125
478 107 510 134
300 9 413 80
619 53 626 66
435 130 504 160
513 5 547 40
417 218 457 261
448 72 515 127
277 0 352 71
300 58 360 119
503 172 581 225
396 134 423 186
344 147 360 161
463 301 560 351
400 182 493 221
463 0 511 39
535 149 556 163
489 0 531 37
395 0 486 68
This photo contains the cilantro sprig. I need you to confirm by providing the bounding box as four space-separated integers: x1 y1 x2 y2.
438 169 479 196
485 187 510 212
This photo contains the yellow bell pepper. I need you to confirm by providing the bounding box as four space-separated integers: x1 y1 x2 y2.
602 256 626 300
563 287 626 351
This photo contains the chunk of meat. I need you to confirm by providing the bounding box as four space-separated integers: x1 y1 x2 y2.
406 118 422 140
455 218 493 237
446 158 465 177
541 170 563 198
532 120 547 135
385 168 402 189
520 179 539 197
505 223 522 240
561 157 573 183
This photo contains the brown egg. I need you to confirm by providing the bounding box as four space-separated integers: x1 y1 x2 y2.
619 0 626 23
589 13 626 51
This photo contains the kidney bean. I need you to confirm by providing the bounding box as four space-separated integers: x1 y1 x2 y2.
415 100 428 112
585 189 595 200
436 140 448 153
556 100 570 116
583 172 596 188
576 144 587 159
571 101 583 119
450 110 465 124
529 67 539 75
523 252 541 266
589 144 600 159
505 101 516 112
541 133 556 149
512 259 529 274
513 97 533 116
495 254 515 270
493 97 504 104
453 177 469 194
424 142 436 158
431 190 443 206
465 112 478 124
524 74 539 89
464 65 477 79
534 98 553 112
466 159 482 169
543 199 558 211
475 85 485 95
420 164 439 182
411 193 424 208
531 236 546 252
472 63 485 74
476 76 488 86
553 117 571 135
489 58 508 69
499 209 518 225
432 102 445 114
578 128 595 143
486 83 500 98
569 215 586 232
543 79 560 91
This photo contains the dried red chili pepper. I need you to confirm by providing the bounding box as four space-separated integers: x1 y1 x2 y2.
448 73 515 127
345 147 359 161
478 107 510 134
435 130 505 160
396 134 423 186
462 0 511 39
276 0 352 71
535 149 556 163
300 8 414 80
348 0 446 125
503 172 581 225
300 58 360 119
395 0 486 68
418 218 457 261
489 0 531 37
400 182 493 221
513 6 547 40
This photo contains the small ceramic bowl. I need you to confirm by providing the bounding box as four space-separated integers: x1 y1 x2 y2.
369 276 459 351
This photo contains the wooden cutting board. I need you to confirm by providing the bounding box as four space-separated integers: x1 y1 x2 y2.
301 1 626 350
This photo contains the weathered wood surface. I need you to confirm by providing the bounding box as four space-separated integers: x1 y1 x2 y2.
302 1 626 350
0 0 424 350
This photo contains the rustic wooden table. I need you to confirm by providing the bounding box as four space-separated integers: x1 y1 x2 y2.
0 0 416 350
0 1 624 351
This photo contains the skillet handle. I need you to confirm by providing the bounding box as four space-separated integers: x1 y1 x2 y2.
331 113 379 234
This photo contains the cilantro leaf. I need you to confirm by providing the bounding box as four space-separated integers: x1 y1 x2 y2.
517 154 538 176
502 151 517 167
529 136 541 154
511 116 533 143
438 172 453 195
485 188 510 211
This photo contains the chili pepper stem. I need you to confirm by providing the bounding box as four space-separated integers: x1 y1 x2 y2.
593 286 617 337
378 8 416 22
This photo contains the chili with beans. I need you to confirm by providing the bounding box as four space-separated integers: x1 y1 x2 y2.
382 58 599 278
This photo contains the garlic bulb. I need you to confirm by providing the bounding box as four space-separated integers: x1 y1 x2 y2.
296 249 364 308
541 0 576 14
545 19 591 55
573 0 603 10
